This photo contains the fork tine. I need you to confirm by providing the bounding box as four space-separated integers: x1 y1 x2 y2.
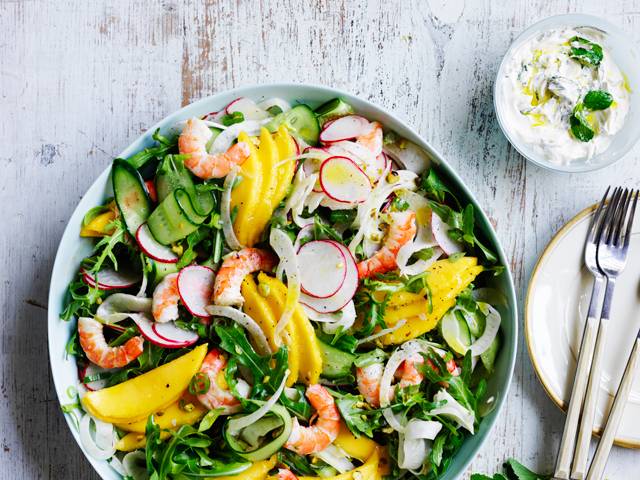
588 186 611 243
602 187 623 244
611 189 631 247
623 190 639 249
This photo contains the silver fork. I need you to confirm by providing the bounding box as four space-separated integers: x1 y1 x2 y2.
572 188 624 478
585 189 639 480
553 188 610 480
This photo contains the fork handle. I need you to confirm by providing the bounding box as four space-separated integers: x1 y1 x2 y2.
572 319 609 479
587 337 640 480
554 315 600 479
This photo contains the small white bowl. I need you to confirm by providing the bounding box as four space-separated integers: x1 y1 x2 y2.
494 14 640 173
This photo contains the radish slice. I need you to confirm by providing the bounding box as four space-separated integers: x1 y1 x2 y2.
383 141 432 174
82 267 141 290
291 135 301 155
299 241 358 313
130 313 185 348
177 265 215 318
431 211 464 255
297 240 347 299
225 97 269 120
319 115 371 143
136 224 179 263
79 363 111 391
319 156 372 204
152 322 199 347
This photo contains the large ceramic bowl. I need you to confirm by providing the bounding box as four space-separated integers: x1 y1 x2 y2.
48 84 518 479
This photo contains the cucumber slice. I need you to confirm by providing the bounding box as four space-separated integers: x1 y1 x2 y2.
480 333 501 373
112 159 151 235
147 189 200 245
456 308 485 338
224 404 292 461
314 98 355 126
440 309 472 355
155 155 215 216
175 189 208 224
317 339 356 379
267 104 320 145
239 415 283 448
156 155 192 203
148 259 179 287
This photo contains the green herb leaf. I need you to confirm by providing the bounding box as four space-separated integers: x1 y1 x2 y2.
569 36 603 67
583 89 613 110
125 129 177 170
333 392 383 438
421 169 459 207
569 103 595 142
198 408 222 432
221 111 245 126
504 459 550 480
471 474 508 480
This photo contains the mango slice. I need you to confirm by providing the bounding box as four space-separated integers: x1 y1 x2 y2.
258 273 322 385
231 132 262 246
231 127 296 246
242 274 300 386
381 257 483 345
82 344 207 423
334 422 378 462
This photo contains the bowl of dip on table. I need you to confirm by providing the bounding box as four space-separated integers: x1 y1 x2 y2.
494 14 640 173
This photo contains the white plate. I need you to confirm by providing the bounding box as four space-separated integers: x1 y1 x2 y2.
526 204 640 448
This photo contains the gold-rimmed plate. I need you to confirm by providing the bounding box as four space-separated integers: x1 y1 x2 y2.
526 204 640 448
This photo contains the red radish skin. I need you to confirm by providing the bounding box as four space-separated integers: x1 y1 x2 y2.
299 240 358 313
130 314 187 348
177 265 216 318
136 223 179 263
303 147 329 192
297 240 347 299
81 268 140 290
319 115 371 144
145 180 158 203
319 156 372 204
78 364 110 391
292 136 301 156
151 322 198 347
224 97 243 114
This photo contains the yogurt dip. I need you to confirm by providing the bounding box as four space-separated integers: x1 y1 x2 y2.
498 27 630 166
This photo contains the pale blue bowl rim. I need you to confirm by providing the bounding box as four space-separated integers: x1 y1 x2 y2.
47 83 518 480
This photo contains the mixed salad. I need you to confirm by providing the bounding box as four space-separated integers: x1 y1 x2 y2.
60 95 505 480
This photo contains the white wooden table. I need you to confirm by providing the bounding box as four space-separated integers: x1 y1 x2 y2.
2 0 639 478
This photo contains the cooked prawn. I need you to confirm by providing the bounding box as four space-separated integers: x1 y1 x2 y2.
276 469 299 480
285 384 340 455
196 348 241 414
213 248 277 306
357 121 383 157
152 273 180 323
357 211 417 279
356 362 386 408
356 353 459 407
179 117 251 179
78 317 144 369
